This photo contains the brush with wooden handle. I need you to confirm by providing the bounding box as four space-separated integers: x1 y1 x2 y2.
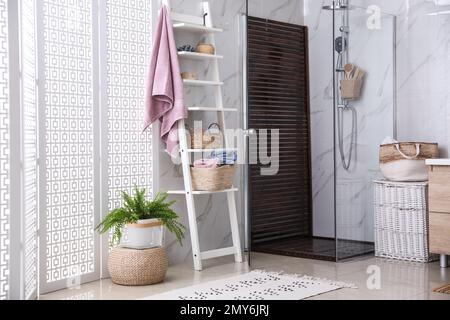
353 68 365 80
344 63 355 80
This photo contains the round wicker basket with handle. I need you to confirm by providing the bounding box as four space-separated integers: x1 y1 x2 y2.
196 43 215 55
379 142 439 182
202 123 222 149
380 142 438 164
188 123 223 150
108 247 168 286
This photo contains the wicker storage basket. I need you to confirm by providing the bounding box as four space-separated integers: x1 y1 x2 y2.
196 43 215 55
191 165 236 191
373 180 438 263
181 71 198 80
379 142 439 182
108 247 168 286
380 142 439 164
189 123 223 149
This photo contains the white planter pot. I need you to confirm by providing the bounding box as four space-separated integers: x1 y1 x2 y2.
125 219 164 249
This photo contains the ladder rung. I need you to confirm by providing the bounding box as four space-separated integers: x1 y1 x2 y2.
201 247 236 260
178 52 223 60
173 22 223 33
186 148 238 153
167 188 239 195
188 107 237 112
183 79 224 86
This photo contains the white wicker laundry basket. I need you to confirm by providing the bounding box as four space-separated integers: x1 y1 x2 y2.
373 180 438 263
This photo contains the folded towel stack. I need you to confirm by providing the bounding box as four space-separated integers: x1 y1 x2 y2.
193 158 220 169
177 44 195 52
210 149 237 165
192 150 238 169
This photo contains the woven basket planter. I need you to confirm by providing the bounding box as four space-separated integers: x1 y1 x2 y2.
108 247 168 286
373 180 438 263
191 165 236 191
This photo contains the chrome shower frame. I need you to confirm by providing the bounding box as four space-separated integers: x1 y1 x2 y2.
324 0 356 171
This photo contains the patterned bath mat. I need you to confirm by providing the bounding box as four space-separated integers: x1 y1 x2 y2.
433 283 450 295
144 270 356 300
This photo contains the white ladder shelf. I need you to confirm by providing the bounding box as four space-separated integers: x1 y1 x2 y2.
162 0 243 271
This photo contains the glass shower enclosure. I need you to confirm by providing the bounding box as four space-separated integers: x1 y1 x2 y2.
332 2 396 260
245 0 396 262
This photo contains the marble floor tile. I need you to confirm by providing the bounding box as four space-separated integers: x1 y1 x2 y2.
40 253 450 300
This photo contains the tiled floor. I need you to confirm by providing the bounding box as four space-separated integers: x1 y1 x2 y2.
40 253 450 300
253 236 374 261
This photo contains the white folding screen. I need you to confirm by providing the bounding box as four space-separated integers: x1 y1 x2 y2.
0 0 153 297
37 0 153 293
0 0 10 300
21 0 38 300
102 0 153 272
106 0 153 211
38 0 99 293
0 0 38 300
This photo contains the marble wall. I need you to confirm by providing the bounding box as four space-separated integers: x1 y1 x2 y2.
349 0 450 154
153 0 304 265
248 0 304 24
154 0 450 261
305 0 450 242
305 1 396 241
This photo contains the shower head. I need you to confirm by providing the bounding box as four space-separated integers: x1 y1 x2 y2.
322 1 352 10
322 4 348 10
335 36 347 54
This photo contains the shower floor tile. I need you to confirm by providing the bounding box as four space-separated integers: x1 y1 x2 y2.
252 236 374 261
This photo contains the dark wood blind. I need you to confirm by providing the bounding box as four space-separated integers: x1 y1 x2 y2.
248 17 312 244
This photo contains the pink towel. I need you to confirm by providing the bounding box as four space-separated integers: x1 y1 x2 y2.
193 158 221 169
143 5 186 156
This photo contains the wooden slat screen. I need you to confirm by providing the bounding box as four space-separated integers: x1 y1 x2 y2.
248 17 312 244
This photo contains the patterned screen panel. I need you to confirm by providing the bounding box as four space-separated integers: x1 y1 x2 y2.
22 0 38 299
43 0 95 283
106 0 152 210
0 0 9 301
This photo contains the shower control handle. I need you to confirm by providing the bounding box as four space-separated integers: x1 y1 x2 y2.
243 129 256 136
338 103 349 109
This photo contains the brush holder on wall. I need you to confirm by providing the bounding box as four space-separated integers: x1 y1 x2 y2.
340 79 363 100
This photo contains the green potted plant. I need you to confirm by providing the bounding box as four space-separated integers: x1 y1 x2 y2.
96 187 185 248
